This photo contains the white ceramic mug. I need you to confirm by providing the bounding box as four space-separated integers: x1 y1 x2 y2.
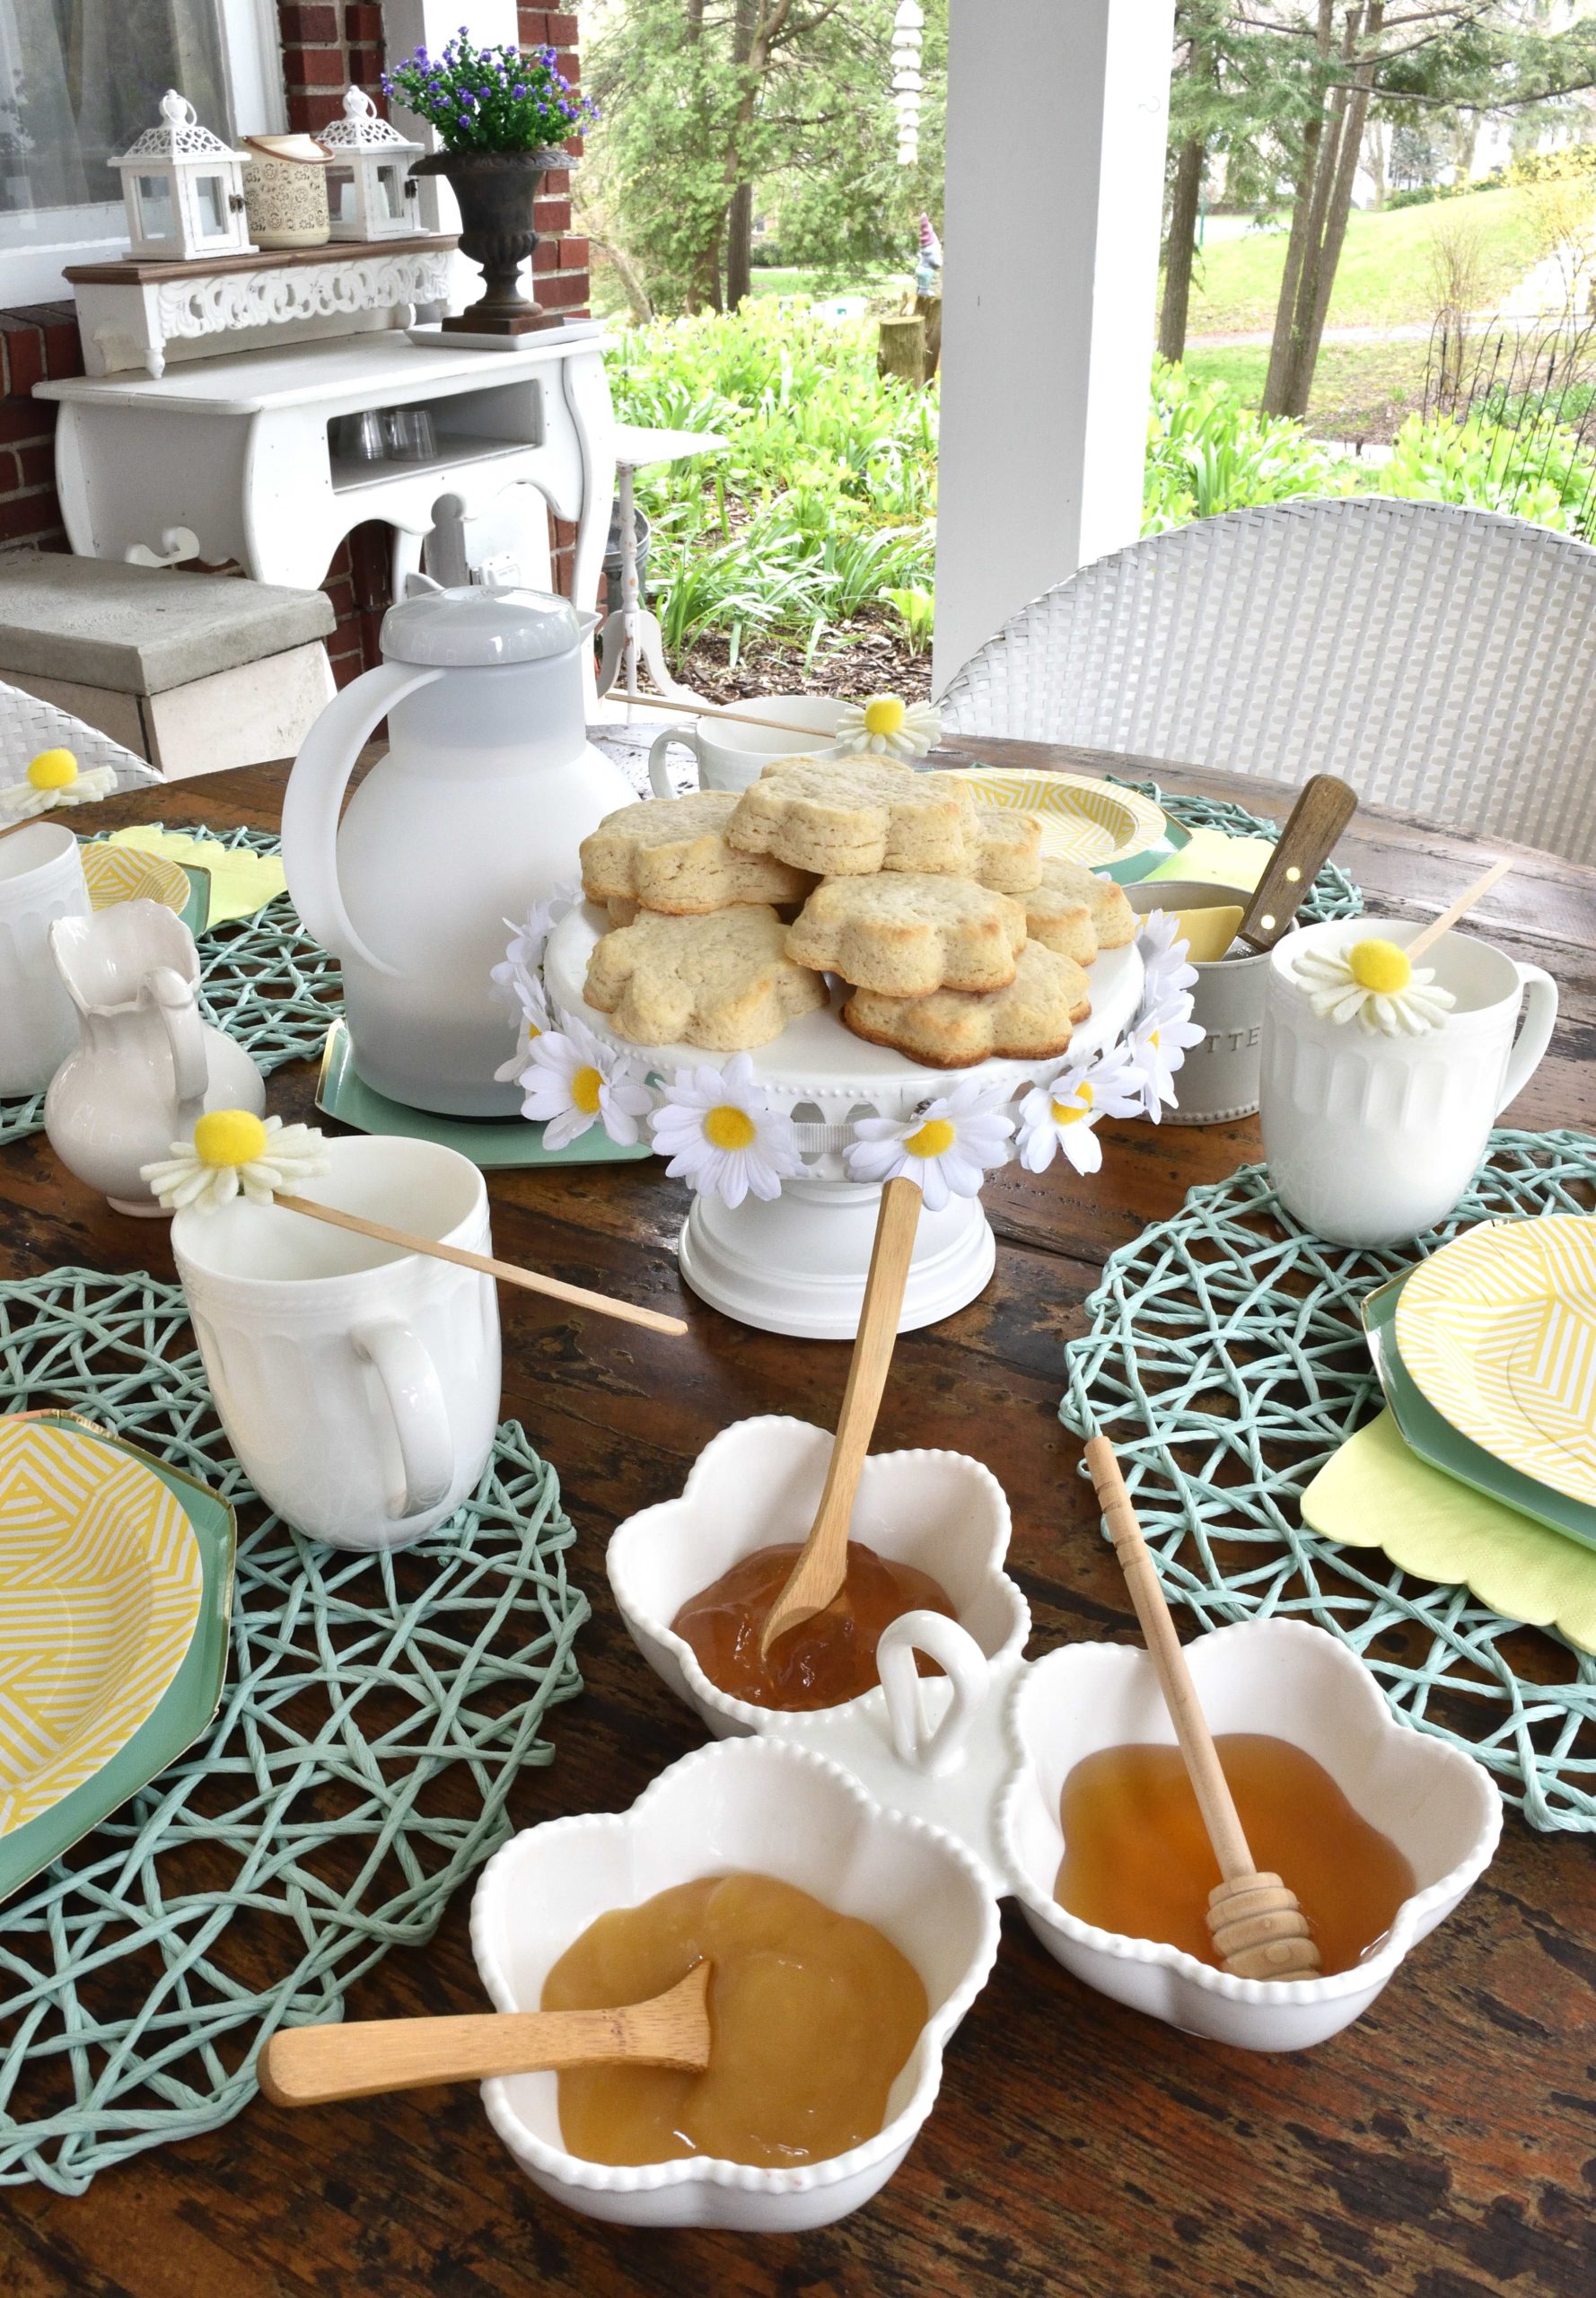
0 821 91 1097
1261 917 1558 1247
648 697 844 798
173 1136 501 1550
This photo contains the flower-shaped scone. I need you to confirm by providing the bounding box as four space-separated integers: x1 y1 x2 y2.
969 807 1043 895
1025 855 1134 959
727 755 980 877
584 905 828 1050
579 793 816 917
786 873 1027 996
842 942 1091 1068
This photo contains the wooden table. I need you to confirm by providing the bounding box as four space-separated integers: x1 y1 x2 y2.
4 740 1595 2298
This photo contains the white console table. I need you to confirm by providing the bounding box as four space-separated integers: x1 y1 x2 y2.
36 329 616 674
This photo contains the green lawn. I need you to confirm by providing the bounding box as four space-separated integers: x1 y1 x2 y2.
1185 338 1432 442
1186 186 1542 336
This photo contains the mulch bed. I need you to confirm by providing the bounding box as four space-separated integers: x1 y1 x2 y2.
672 609 934 706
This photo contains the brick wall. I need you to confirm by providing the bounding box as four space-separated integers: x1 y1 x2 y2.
0 2 591 686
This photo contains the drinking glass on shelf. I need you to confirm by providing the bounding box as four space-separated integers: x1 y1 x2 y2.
381 407 437 461
329 409 385 461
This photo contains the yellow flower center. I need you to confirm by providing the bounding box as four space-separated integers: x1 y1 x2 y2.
1348 937 1412 995
1051 1082 1094 1126
571 1065 604 1114
904 1117 956 1160
863 694 907 738
704 1104 757 1152
27 748 78 791
193 1109 268 1169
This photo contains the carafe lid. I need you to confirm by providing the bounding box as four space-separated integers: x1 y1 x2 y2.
380 583 584 667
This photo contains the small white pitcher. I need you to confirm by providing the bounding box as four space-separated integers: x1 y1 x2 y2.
1260 917 1557 1247
0 821 91 1097
45 900 265 1214
172 1136 501 1551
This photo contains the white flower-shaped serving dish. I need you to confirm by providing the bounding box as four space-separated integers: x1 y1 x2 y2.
998 1619 1503 2052
608 1416 1030 1884
470 1736 1001 2232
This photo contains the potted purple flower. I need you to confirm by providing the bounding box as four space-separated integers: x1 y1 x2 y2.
383 31 593 336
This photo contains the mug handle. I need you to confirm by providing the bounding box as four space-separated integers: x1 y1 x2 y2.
351 1317 454 1520
876 1609 990 1778
1497 962 1558 1114
648 728 699 799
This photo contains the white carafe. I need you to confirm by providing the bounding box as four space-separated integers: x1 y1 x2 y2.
282 584 636 1117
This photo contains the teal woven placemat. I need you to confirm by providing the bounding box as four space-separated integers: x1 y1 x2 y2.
0 827 340 1149
0 1265 589 2194
1116 777 1364 924
1061 1129 1596 1834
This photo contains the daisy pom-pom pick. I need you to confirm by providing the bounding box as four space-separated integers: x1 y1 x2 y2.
829 694 943 760
1292 861 1512 1038
141 1110 688 1338
0 748 118 833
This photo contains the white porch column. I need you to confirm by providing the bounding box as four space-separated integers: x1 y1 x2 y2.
932 0 1175 693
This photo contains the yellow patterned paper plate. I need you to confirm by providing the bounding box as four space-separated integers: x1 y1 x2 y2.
950 767 1168 871
0 1417 204 1839
1396 1215 1596 1509
80 841 192 917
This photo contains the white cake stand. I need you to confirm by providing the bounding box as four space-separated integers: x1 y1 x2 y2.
545 906 1144 1339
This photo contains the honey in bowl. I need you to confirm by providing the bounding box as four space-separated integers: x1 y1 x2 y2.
671 1539 957 1711
1054 1733 1416 1977
542 1872 929 2169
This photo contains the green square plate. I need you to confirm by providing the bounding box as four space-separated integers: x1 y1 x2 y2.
1361 1268 1596 1554
315 1019 653 1171
0 1414 235 1905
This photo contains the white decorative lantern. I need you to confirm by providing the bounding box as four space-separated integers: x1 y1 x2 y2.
315 88 425 242
110 90 254 261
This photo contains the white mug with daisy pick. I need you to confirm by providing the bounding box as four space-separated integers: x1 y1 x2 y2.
646 697 844 799
171 1132 502 1551
1261 916 1557 1248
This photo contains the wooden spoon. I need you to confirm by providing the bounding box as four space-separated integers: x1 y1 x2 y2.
759 1175 923 1656
1236 775 1358 952
1083 1434 1321 1981
259 1963 712 2108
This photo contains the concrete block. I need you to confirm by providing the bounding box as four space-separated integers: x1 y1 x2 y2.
0 553 335 695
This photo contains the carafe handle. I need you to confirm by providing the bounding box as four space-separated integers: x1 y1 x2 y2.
876 1609 990 1777
281 660 443 979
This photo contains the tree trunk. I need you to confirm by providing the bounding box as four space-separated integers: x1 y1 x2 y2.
1263 0 1334 417
1267 1 1382 421
1365 118 1387 212
726 180 754 307
1160 132 1206 364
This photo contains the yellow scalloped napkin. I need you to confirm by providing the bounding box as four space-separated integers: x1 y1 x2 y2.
1144 825 1278 891
104 826 285 926
1301 1408 1596 1654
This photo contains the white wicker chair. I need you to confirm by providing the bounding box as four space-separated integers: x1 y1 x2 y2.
939 497 1596 864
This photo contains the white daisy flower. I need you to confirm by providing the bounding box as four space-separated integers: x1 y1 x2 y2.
1135 908 1200 1012
1292 937 1455 1038
831 694 943 759
1128 997 1207 1122
489 883 578 1015
650 1054 803 1208
0 748 118 821
140 1110 329 1213
845 1077 1013 1212
1016 1042 1144 1177
494 1010 547 1084
515 1015 653 1151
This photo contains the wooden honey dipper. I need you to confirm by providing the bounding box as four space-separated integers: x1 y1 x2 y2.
1083 1434 1322 1982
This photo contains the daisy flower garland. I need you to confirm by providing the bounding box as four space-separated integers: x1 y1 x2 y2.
650 1055 804 1208
1136 908 1199 1011
0 748 118 822
845 1077 1014 1211
831 694 943 759
491 883 577 1017
1121 910 1205 1121
1015 1040 1144 1177
141 1110 329 1212
513 1014 653 1152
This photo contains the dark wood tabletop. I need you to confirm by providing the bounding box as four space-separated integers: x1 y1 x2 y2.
4 738 1595 2298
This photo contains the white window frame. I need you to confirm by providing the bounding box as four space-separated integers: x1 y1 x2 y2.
0 0 287 305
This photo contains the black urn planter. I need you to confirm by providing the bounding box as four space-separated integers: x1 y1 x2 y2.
413 145 568 336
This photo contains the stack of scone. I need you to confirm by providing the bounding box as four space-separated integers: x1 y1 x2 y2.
576 759 1136 1064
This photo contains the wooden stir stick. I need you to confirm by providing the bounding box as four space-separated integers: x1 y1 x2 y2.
759 1175 923 1655
259 1963 711 2108
1405 857 1513 963
271 1194 688 1338
1083 1434 1322 1981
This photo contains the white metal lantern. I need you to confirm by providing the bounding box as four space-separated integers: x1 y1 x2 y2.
110 90 254 261
315 87 425 242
